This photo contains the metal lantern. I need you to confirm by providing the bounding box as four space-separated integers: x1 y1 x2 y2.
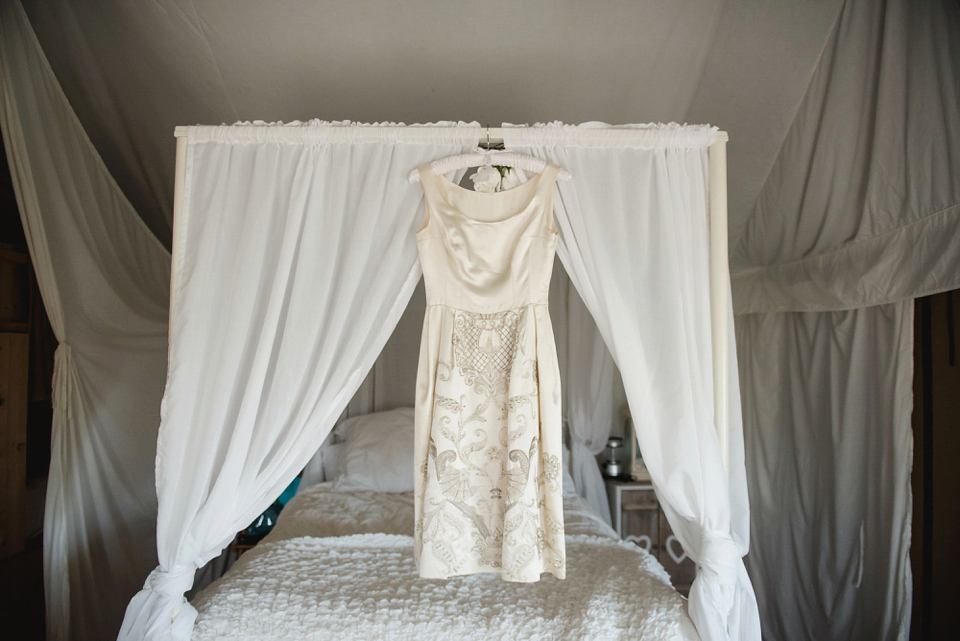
602 436 625 478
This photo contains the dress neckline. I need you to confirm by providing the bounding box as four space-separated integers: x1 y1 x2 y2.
427 164 554 224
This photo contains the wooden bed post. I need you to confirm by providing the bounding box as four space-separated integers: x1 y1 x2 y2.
170 134 188 341
708 135 730 478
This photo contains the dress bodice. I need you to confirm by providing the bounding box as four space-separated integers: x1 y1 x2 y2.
415 162 560 313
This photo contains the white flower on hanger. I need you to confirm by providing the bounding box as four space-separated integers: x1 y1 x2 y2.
469 165 502 193
499 167 522 191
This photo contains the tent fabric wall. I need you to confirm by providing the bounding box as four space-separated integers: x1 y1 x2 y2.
727 1 960 639
736 304 914 641
732 0 960 314
18 0 844 253
0 3 171 640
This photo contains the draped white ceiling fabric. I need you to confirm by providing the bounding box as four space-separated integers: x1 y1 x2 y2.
18 0 844 255
505 123 758 641
732 0 960 315
0 4 170 641
118 123 481 640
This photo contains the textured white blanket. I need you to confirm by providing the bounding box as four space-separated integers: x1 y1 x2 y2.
191 485 697 641
193 533 688 641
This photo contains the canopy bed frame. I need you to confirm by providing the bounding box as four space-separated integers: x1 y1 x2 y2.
119 121 757 641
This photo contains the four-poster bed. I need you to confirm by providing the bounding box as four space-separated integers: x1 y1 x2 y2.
120 121 757 641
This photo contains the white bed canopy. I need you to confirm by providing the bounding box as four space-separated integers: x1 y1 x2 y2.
112 121 755 641
1 0 957 640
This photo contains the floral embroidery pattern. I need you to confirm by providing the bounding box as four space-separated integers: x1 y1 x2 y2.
416 306 565 581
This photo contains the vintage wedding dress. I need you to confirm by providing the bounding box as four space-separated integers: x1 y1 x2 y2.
413 162 565 582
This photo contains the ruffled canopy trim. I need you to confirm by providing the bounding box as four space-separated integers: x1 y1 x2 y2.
183 120 718 149
185 120 484 145
503 121 719 149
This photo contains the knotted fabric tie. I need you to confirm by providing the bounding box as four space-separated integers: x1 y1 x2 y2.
686 532 744 641
144 565 197 613
698 533 741 613
118 564 199 641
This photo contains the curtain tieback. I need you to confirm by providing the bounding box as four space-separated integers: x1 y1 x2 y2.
118 565 199 640
696 533 742 614
144 565 196 602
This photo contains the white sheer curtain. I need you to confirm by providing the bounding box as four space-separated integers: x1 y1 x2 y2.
506 123 760 641
0 4 170 640
564 282 616 525
118 123 479 640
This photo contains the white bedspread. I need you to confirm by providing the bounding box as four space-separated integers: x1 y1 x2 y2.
191 484 697 641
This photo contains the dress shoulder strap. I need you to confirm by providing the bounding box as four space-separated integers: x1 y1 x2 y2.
416 163 439 190
536 161 561 190
538 162 561 234
416 163 448 211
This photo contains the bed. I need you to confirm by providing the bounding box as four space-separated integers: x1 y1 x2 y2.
191 482 699 640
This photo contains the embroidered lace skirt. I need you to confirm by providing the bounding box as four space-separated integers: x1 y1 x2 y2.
413 302 566 582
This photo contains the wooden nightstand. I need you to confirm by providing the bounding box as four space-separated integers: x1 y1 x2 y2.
605 470 697 596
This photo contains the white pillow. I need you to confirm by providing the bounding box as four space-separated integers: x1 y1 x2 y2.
333 407 415 492
300 446 326 487
300 432 339 487
321 442 344 482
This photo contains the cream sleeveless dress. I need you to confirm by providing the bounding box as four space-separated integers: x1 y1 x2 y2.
413 162 565 583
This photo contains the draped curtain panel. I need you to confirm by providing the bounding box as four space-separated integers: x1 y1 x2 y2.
0 3 171 641
119 123 480 640
736 304 914 641
729 2 960 638
505 123 759 641
563 275 616 526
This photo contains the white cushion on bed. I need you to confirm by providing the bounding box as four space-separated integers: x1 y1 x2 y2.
321 442 344 481
333 407 415 492
300 447 326 487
